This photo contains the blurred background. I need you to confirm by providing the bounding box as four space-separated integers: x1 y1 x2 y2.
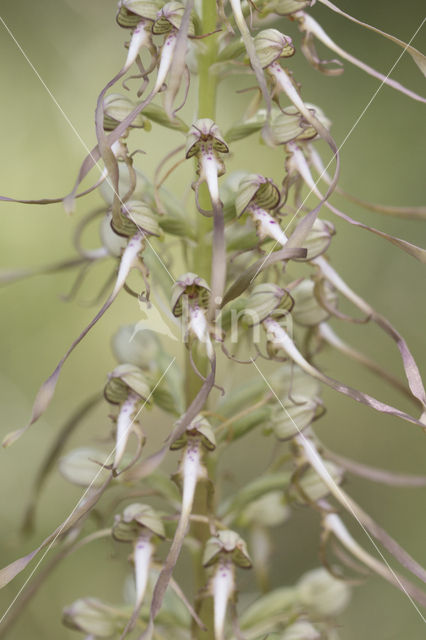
0 0 425 637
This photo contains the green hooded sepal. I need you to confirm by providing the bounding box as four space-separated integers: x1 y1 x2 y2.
104 364 151 405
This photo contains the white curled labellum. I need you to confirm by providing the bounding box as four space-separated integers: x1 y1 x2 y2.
109 233 145 300
133 533 154 608
212 560 235 640
200 148 221 207
188 306 214 360
154 32 178 93
124 20 151 72
250 206 288 246
181 438 203 521
114 391 140 470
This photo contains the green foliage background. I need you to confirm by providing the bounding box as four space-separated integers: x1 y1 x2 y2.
0 0 425 637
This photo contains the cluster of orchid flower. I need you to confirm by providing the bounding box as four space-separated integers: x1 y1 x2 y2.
1 0 426 638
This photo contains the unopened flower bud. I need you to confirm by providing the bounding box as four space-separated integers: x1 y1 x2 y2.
112 502 165 542
239 491 290 527
296 567 351 616
203 530 252 569
294 218 335 261
245 283 293 325
291 279 337 326
157 214 194 238
271 362 320 400
112 200 163 238
272 109 314 145
269 0 312 16
293 460 343 502
254 29 295 68
235 174 281 217
112 325 161 370
140 103 189 132
271 104 330 145
269 395 322 440
59 447 110 488
103 93 149 131
221 406 273 443
152 1 195 35
280 620 321 640
239 586 297 630
63 598 122 637
116 0 160 28
104 364 151 405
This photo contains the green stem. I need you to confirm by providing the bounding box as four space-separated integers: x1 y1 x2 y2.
186 0 219 407
193 0 219 285
186 4 220 640
216 396 271 438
